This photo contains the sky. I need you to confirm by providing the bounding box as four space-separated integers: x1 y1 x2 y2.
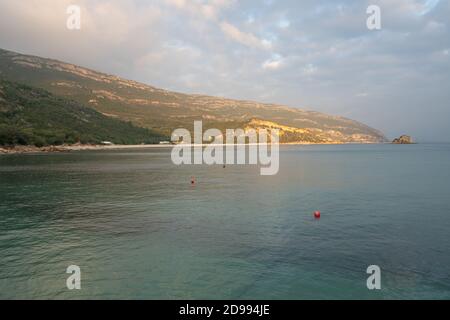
0 0 449 141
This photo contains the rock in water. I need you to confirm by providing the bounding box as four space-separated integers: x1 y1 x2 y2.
392 135 414 144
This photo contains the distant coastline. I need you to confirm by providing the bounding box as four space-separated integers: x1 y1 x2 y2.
0 48 388 146
0 142 384 154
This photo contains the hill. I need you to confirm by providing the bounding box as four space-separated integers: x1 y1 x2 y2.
0 80 166 147
0 48 387 143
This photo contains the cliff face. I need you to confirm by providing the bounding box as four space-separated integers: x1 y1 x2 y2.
392 135 414 144
0 48 388 144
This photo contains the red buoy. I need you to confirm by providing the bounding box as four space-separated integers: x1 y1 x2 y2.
314 211 321 219
191 177 196 185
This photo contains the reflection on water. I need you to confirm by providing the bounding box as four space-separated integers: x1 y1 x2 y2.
0 144 450 299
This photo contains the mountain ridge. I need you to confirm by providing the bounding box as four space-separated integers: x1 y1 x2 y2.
0 48 387 144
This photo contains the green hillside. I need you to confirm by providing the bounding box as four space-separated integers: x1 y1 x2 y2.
0 80 167 146
0 48 387 143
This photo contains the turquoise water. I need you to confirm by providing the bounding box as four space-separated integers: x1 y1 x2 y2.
0 144 449 299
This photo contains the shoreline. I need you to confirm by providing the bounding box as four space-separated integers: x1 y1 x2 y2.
0 142 385 155
0 144 173 154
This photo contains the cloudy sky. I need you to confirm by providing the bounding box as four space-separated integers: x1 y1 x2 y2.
0 0 449 141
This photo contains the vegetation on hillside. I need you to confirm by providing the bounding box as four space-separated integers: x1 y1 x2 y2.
0 80 167 147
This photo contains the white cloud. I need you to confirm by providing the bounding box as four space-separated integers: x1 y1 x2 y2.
262 60 281 70
262 54 284 70
278 19 290 29
220 22 271 49
418 0 441 15
165 0 235 20
302 63 317 76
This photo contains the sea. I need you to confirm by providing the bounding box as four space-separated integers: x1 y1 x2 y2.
0 144 449 299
